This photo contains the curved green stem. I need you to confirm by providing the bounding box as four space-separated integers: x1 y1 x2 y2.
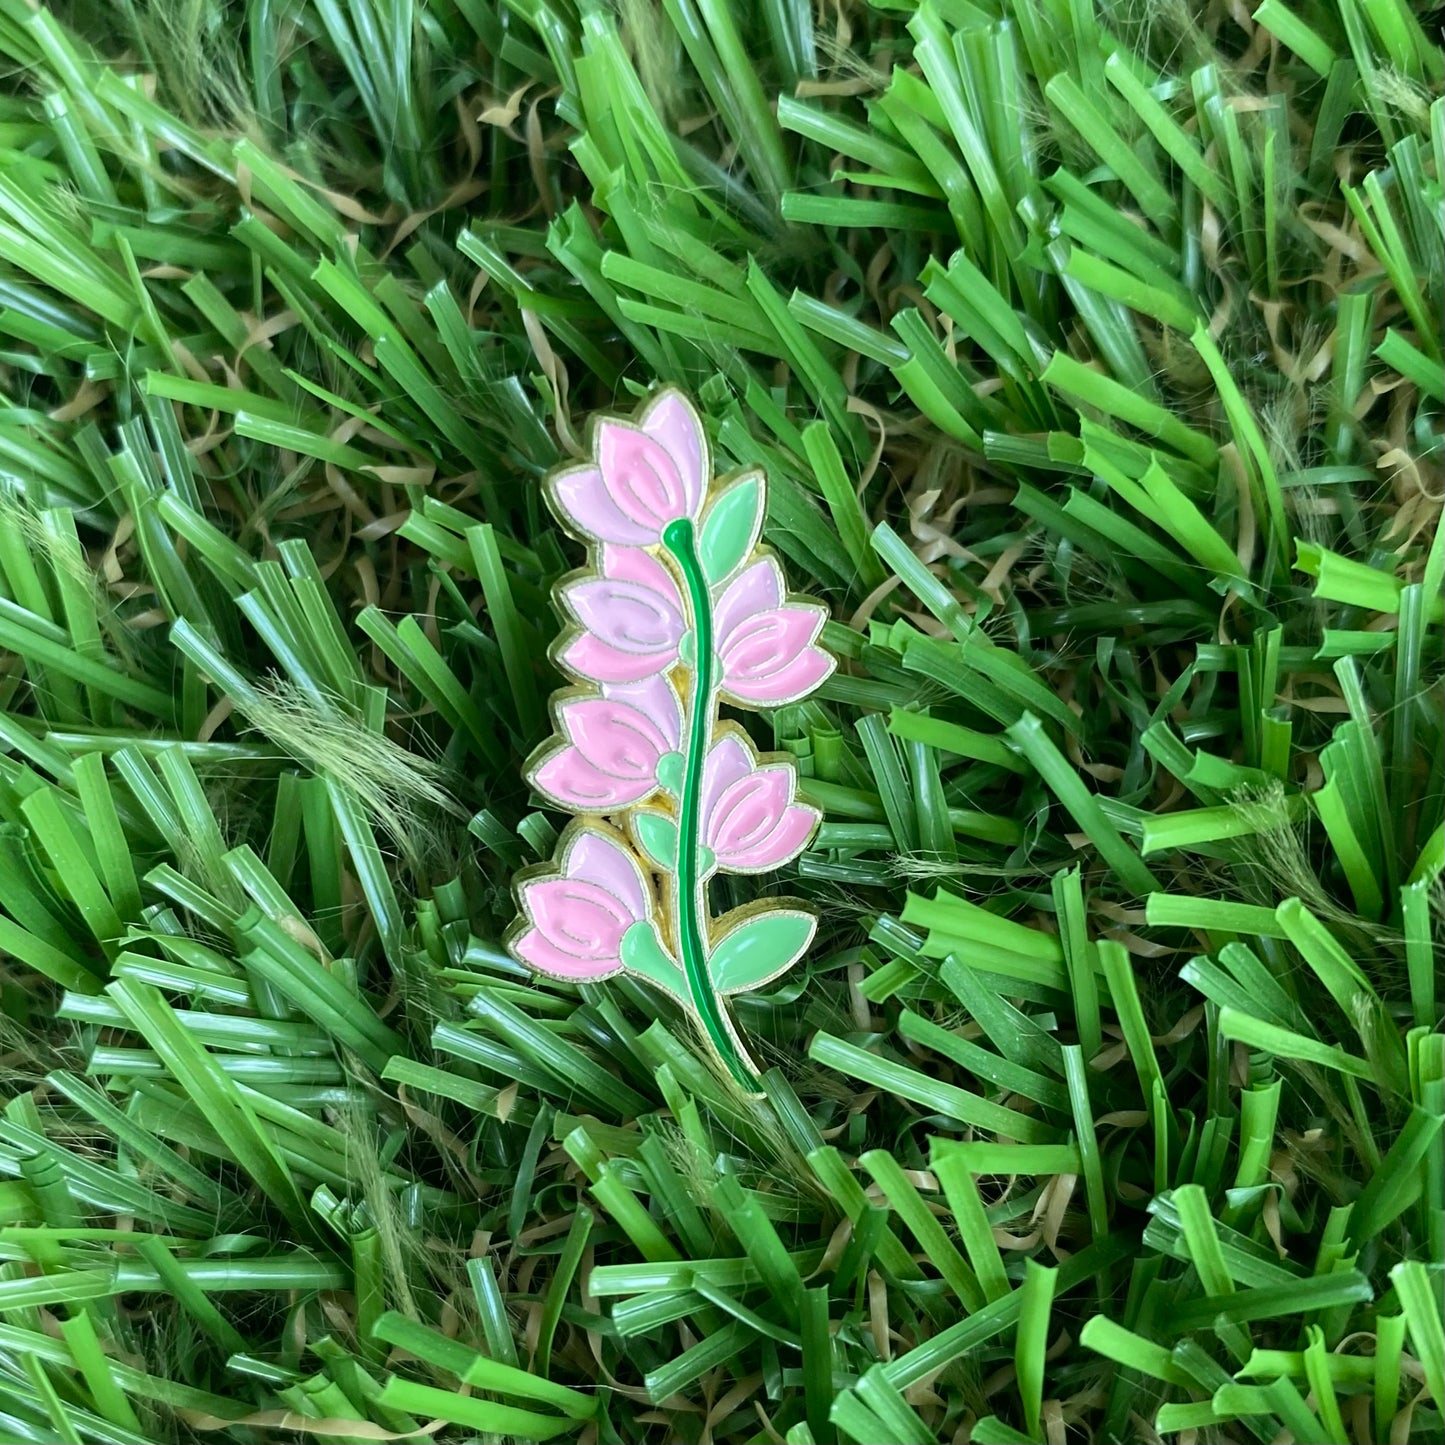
663 518 757 1090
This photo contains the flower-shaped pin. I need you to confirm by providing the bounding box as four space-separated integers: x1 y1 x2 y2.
509 389 837 1090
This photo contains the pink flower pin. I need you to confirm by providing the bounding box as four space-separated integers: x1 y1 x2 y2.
558 545 685 685
701 732 820 873
530 676 683 812
512 828 655 981
715 557 835 707
510 386 839 1090
549 389 707 546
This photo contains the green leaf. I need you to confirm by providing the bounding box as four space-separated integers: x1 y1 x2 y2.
632 811 678 871
620 921 684 1001
699 473 763 584
801 422 886 591
1217 1008 1376 1079
374 1378 574 1441
813 1032 1058 1142
1391 1260 1445 1413
1015 1260 1057 1441
656 750 685 795
708 907 815 994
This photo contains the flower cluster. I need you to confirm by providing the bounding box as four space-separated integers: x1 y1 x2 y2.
512 827 651 982
507 390 836 1081
557 547 832 705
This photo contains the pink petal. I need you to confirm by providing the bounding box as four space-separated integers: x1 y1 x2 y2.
720 604 819 670
719 605 828 694
640 390 707 520
523 877 631 965
700 734 755 836
715 558 784 643
564 575 685 655
707 767 792 860
598 421 687 537
720 803 818 871
551 467 656 545
561 632 677 685
513 926 620 981
603 675 683 753
560 698 668 781
566 830 649 920
722 645 835 707
601 544 684 602
532 745 654 811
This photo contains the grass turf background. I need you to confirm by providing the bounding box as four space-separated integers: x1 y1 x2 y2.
0 0 1441 1440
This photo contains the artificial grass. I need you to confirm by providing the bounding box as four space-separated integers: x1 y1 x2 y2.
0 0 1440 1440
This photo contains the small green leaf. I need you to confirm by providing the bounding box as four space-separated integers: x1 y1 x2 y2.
633 812 678 871
699 475 763 584
657 751 685 796
708 908 815 994
620 922 684 1001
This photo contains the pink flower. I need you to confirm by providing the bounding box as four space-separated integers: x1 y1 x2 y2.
559 546 685 684
512 829 653 980
549 390 708 546
715 558 834 707
530 676 683 812
701 733 819 872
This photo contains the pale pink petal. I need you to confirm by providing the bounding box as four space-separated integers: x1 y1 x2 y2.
514 926 619 980
719 605 820 675
551 467 656 545
601 544 684 603
736 803 818 870
707 768 793 861
524 876 632 966
700 734 755 836
532 745 654 811
560 632 677 685
564 576 685 655
603 675 684 753
640 390 707 519
598 422 687 537
714 558 784 643
566 831 649 920
709 768 819 869
722 645 835 706
560 698 668 781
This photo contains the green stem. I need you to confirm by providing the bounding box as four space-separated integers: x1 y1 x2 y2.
663 517 757 1091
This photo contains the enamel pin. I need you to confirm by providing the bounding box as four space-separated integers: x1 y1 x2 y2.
505 389 836 1089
